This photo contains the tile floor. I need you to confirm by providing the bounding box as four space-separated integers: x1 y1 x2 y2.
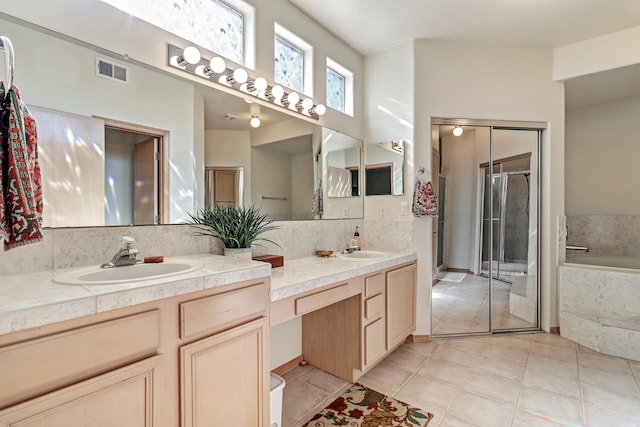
432 274 535 334
280 333 640 426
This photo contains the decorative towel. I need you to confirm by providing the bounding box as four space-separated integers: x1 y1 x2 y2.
0 83 43 250
312 187 323 217
412 179 438 217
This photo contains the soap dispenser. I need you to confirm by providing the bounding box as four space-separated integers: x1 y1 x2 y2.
353 226 362 251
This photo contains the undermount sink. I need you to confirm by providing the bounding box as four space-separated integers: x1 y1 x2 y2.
336 250 389 260
53 260 203 285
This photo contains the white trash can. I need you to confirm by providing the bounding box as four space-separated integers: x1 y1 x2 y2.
270 373 286 427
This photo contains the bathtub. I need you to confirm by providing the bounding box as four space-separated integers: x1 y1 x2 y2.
559 257 640 361
566 253 640 270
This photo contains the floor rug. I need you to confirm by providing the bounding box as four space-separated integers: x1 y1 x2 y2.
436 272 467 282
303 383 433 426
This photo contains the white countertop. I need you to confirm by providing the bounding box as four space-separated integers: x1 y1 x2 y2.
269 252 416 302
0 251 416 336
0 254 271 335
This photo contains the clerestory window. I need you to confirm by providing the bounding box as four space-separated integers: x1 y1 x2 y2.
101 0 254 67
274 23 312 95
326 58 354 116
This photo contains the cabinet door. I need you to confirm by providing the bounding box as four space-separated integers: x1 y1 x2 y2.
364 318 386 367
181 317 268 427
386 264 417 350
0 356 162 427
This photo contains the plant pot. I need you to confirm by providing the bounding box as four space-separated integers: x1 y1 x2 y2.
223 247 253 260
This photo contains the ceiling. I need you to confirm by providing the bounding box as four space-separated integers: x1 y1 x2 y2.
289 0 640 55
289 0 640 108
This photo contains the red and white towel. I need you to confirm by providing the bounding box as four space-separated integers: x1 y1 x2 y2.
412 179 438 217
311 187 323 217
0 83 43 250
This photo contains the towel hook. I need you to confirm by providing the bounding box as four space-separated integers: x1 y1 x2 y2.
0 36 15 99
416 166 430 182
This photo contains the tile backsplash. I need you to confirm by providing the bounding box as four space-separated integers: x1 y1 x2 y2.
0 218 415 276
566 214 640 257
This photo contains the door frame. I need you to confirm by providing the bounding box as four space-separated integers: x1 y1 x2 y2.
98 117 170 224
431 117 545 337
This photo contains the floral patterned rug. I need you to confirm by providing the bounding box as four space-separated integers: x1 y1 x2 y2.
303 383 433 426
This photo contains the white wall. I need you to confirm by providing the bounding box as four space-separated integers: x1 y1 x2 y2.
566 97 640 215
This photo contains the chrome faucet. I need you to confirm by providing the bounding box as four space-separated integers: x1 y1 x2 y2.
342 239 360 254
101 236 141 269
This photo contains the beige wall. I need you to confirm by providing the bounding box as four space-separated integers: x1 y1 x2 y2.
566 97 640 215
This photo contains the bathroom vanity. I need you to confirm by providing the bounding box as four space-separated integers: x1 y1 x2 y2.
0 251 416 426
269 252 417 382
0 255 271 427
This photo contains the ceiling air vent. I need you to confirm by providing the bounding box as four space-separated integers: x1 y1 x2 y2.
218 114 239 121
96 57 129 84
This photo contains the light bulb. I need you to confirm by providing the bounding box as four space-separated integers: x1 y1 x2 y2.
302 98 314 110
287 92 300 105
210 57 226 73
310 104 326 116
181 46 201 65
254 77 268 91
266 84 285 100
250 116 261 128
227 68 248 85
247 77 268 93
453 126 463 136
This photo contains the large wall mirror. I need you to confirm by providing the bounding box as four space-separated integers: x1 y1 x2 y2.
0 6 363 227
364 139 405 196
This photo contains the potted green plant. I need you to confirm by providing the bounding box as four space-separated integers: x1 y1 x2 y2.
187 205 280 259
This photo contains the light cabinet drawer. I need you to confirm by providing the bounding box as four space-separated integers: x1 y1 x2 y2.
295 279 360 316
0 310 160 407
364 273 384 298
364 318 386 366
364 294 384 322
0 355 162 426
181 282 267 339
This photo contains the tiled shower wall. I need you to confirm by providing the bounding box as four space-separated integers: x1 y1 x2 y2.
0 219 413 276
566 214 640 257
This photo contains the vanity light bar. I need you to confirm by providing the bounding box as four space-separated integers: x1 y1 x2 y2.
167 44 325 119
